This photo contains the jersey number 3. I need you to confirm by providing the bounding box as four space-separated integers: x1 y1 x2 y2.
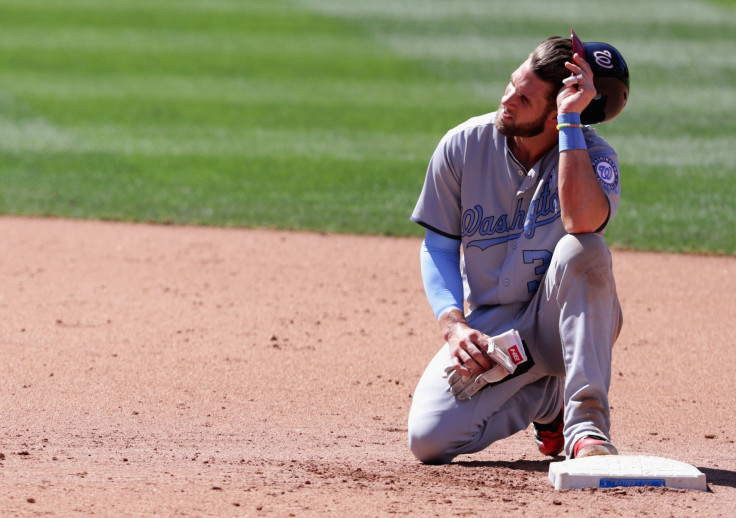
523 250 553 293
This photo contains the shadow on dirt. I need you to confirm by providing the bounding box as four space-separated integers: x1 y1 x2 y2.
455 459 554 474
456 461 736 490
699 466 736 489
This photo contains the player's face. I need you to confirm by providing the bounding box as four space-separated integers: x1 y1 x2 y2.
494 60 556 138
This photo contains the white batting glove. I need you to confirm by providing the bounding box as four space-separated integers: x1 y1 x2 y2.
444 329 527 401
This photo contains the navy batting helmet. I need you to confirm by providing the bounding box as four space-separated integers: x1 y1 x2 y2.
572 30 630 124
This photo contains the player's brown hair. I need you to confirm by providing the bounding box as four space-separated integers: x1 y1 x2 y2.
529 37 573 108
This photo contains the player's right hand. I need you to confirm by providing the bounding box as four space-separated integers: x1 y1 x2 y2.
444 322 495 379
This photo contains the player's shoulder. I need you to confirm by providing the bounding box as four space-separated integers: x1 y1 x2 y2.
583 125 617 157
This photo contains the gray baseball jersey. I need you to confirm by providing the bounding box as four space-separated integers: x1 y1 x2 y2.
408 111 623 461
411 111 620 311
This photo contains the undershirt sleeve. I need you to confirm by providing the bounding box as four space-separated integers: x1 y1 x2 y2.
420 229 464 319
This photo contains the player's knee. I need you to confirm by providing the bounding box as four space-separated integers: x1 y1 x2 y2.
554 233 611 274
407 418 455 465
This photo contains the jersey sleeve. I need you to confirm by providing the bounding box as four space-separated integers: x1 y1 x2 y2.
410 130 465 239
585 129 622 225
420 229 464 319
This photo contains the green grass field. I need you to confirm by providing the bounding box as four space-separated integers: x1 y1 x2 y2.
1 0 734 253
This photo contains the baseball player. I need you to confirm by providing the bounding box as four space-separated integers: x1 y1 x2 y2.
407 33 630 462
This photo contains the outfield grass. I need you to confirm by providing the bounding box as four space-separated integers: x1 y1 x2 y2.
0 0 734 253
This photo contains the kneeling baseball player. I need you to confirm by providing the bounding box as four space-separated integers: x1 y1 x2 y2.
408 31 629 462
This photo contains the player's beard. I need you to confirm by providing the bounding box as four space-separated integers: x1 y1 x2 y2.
494 107 551 138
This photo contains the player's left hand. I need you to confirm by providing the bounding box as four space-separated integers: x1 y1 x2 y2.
557 52 596 115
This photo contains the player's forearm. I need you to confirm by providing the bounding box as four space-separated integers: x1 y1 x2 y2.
420 229 464 318
558 149 609 233
556 111 610 235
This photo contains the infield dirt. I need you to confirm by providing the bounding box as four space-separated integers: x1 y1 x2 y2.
1 217 735 517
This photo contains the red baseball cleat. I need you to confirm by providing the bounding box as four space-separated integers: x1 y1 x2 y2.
572 436 618 459
533 408 564 457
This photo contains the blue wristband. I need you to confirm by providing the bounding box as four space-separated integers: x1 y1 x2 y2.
557 113 581 125
557 113 586 151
